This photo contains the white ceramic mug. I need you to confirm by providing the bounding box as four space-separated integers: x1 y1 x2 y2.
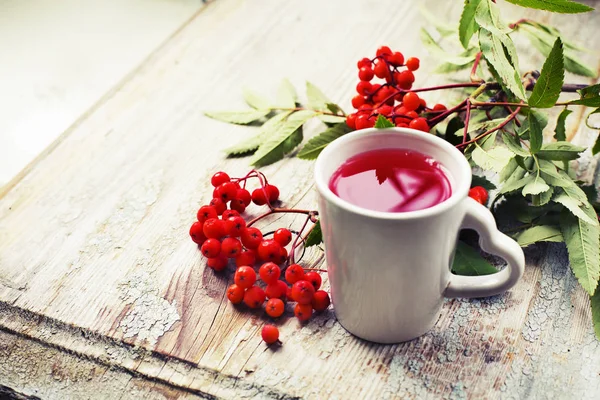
314 127 525 343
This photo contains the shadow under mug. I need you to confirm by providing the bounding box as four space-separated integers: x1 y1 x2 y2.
314 127 525 344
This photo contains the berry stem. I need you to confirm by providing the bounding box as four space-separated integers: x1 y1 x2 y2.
289 214 313 264
270 107 345 117
246 208 318 227
462 99 472 145
304 268 328 273
456 105 522 148
470 52 484 83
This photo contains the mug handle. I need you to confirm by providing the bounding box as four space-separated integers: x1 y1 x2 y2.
444 197 525 298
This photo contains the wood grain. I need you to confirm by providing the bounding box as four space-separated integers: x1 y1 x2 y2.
1 0 600 398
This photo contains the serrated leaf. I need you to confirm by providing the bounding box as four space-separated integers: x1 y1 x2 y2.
560 210 600 296
528 38 565 108
451 241 498 276
374 115 395 129
277 79 297 108
522 173 550 195
318 115 346 124
554 108 573 141
591 289 600 339
538 159 572 187
553 187 597 224
500 158 520 182
539 185 555 205
471 175 497 190
528 112 543 154
472 145 515 172
250 110 316 167
224 112 292 157
205 109 270 125
569 83 600 107
459 0 483 48
500 172 533 194
536 142 585 161
420 29 477 65
243 88 272 110
514 225 563 247
479 28 526 101
305 220 322 247
502 131 529 157
306 82 331 112
467 118 507 136
297 123 352 160
505 0 593 13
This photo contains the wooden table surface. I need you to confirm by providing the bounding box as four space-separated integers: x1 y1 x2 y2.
2 0 600 398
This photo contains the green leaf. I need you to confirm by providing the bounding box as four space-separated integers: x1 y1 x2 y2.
306 82 331 111
451 241 498 276
514 225 563 247
479 28 526 101
587 108 600 133
499 158 520 182
591 289 600 338
500 172 533 194
472 145 514 172
568 83 600 107
224 112 292 156
523 174 550 195
539 185 555 205
537 142 585 161
277 79 297 108
593 134 600 155
459 0 483 48
297 123 352 160
553 186 598 224
471 175 497 190
204 109 270 125
420 29 478 65
305 220 322 247
374 115 395 129
250 110 316 167
528 38 565 108
560 210 600 296
433 61 473 74
502 131 529 157
538 159 572 187
504 0 593 13
319 115 347 124
528 112 543 154
243 88 272 110
554 108 572 141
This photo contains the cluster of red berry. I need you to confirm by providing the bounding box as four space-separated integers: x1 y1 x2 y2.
468 186 489 205
189 170 330 346
345 46 447 132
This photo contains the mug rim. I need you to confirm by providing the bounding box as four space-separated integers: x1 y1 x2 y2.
314 127 472 220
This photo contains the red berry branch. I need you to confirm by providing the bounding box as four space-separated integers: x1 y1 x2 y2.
189 170 329 346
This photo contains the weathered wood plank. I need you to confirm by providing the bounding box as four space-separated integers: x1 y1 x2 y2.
1 0 600 398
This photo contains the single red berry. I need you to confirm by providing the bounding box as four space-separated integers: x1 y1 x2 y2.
266 280 289 299
286 287 293 301
234 266 257 289
211 172 230 187
279 247 288 264
389 51 405 66
433 103 447 112
236 189 252 207
291 280 316 305
357 57 371 68
251 188 268 206
222 237 242 258
202 218 225 239
259 262 281 285
373 61 389 79
235 249 256 267
406 111 419 119
397 70 415 89
265 298 285 318
419 98 427 109
469 186 489 204
402 92 420 112
346 113 357 129
405 57 420 71
261 324 279 345
197 205 218 224
356 81 372 96
244 286 266 308
376 45 392 57
257 240 283 262
409 117 430 132
201 238 221 258
209 198 227 215
358 67 374 81
217 182 238 203
207 255 228 271
294 303 313 322
226 216 246 237
189 222 207 245
273 228 292 247
222 209 240 220
351 95 366 109
227 284 245 304
304 271 322 290
285 264 305 284
311 290 331 312
266 185 279 203
241 227 263 249
377 105 393 116
355 114 372 130
229 198 246 213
